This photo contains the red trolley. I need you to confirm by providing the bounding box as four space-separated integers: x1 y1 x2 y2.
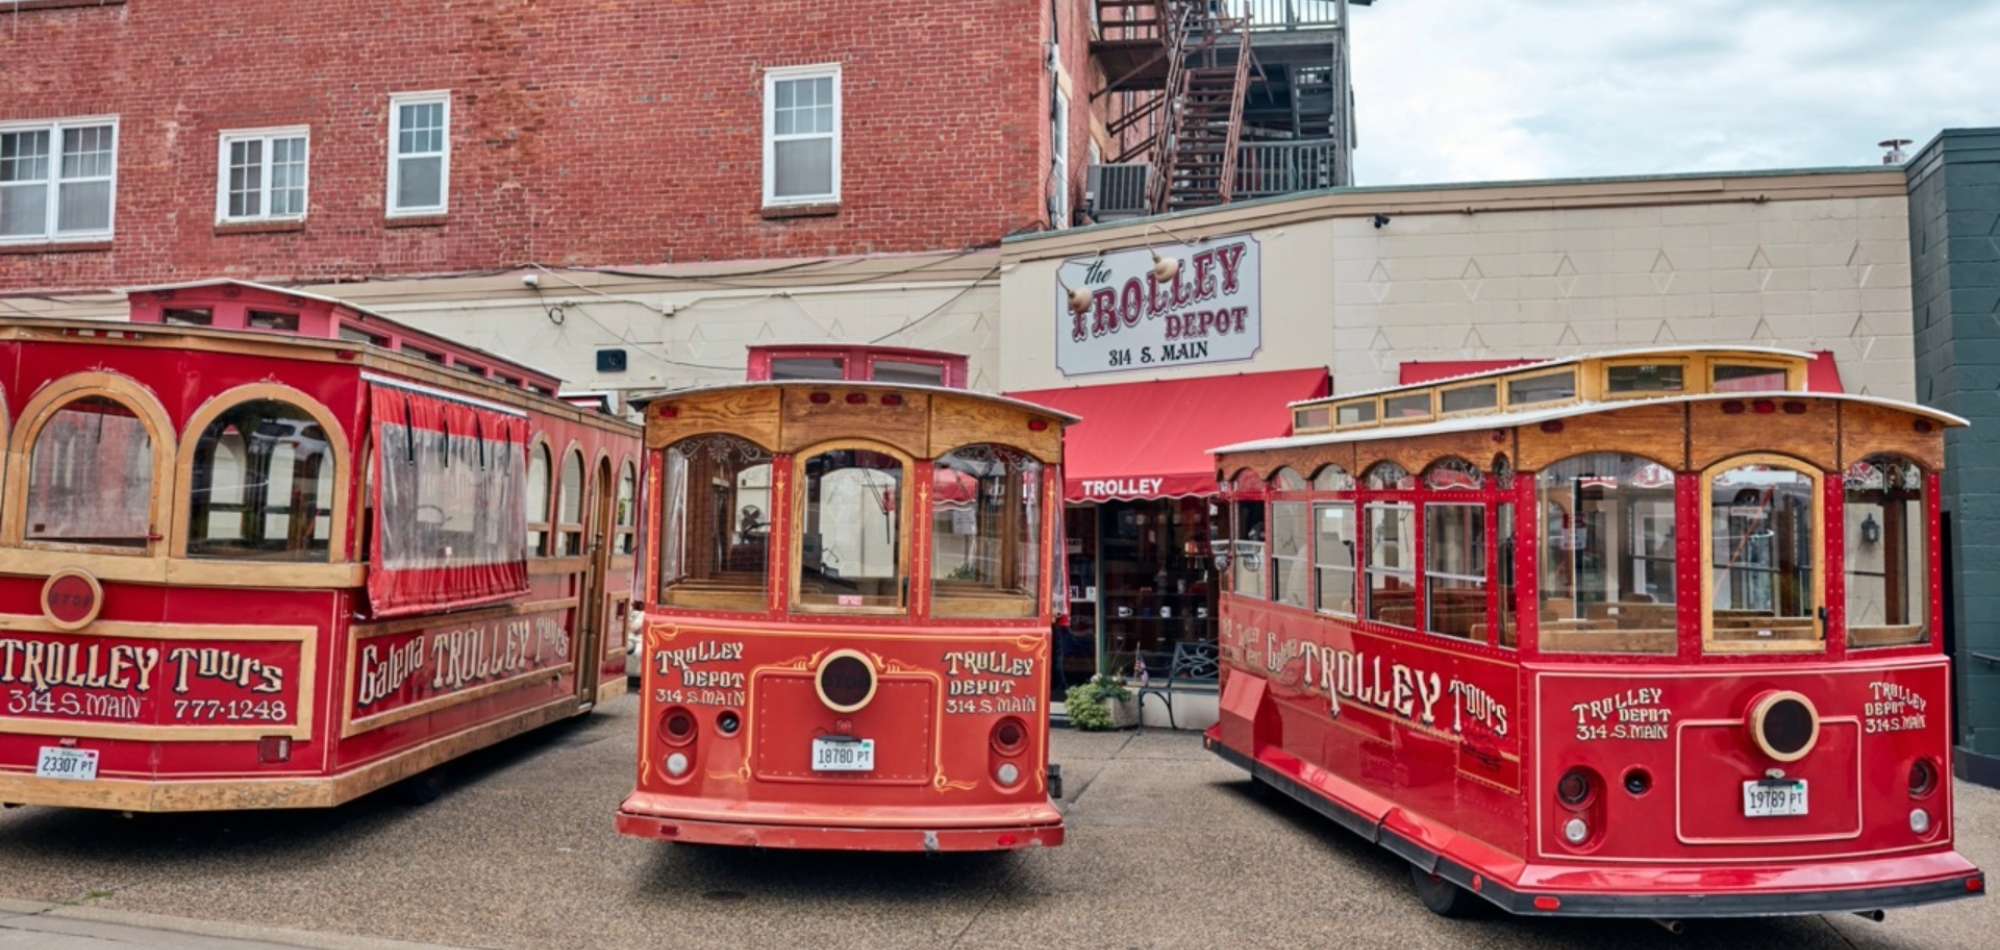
0 280 637 812
1206 347 1985 918
617 353 1073 851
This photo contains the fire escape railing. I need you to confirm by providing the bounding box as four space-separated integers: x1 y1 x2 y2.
1215 24 1253 204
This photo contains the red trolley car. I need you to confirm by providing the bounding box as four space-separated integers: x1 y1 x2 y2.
616 360 1074 850
1206 347 1985 918
0 280 638 812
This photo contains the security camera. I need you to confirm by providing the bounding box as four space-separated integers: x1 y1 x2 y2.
521 273 541 288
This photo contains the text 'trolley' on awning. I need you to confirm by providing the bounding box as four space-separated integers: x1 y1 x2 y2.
1008 367 1329 502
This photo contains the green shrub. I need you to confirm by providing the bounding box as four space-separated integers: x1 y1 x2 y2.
1063 675 1133 731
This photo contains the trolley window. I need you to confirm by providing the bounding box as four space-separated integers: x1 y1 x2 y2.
1271 498 1308 608
1536 454 1677 654
797 447 906 610
526 442 552 555
658 435 772 612
25 396 154 549
1440 382 1498 414
557 449 584 555
1843 457 1927 648
1313 502 1357 616
1507 370 1576 406
1335 399 1376 427
367 383 530 616
1425 503 1485 640
1365 503 1416 627
1606 361 1684 395
931 445 1043 618
1231 494 1266 599
187 399 336 561
1712 362 1788 393
1706 459 1821 650
1497 501 1517 647
616 460 638 555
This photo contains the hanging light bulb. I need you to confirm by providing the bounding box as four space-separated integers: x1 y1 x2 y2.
1151 251 1181 283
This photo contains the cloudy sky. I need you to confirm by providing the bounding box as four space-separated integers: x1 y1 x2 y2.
1347 0 2000 186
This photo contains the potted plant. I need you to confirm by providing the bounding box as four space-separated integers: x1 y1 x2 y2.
1064 675 1136 731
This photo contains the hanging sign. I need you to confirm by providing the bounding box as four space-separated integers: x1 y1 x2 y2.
1055 234 1261 377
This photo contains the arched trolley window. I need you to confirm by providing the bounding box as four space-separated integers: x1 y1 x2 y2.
1312 465 1356 617
1422 458 1484 641
616 460 639 556
187 399 337 561
1536 453 1678 655
1269 468 1309 608
1704 456 1822 651
526 441 553 555
931 444 1043 618
26 396 156 550
658 435 773 613
797 446 907 611
557 448 585 556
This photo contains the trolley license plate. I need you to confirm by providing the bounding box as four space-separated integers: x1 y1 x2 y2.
811 737 875 772
1743 779 1809 817
35 747 98 782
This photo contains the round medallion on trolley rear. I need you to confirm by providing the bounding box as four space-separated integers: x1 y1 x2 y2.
1748 690 1819 763
815 649 878 714
41 569 103 631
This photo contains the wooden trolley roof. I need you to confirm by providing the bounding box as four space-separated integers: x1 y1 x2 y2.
639 380 1078 463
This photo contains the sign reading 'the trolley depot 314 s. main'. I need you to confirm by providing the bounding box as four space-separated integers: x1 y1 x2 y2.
1055 233 1261 377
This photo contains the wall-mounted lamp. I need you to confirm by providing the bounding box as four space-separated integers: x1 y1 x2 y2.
1372 214 1391 229
1143 221 1197 283
1861 513 1881 545
1055 270 1093 316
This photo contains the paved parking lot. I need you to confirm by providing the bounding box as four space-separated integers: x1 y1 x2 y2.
0 696 1993 949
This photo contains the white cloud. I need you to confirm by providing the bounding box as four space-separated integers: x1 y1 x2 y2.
1348 0 2000 185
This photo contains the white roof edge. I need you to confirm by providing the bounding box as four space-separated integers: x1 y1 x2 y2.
630 379 1084 424
1217 390 1968 457
1285 345 1820 408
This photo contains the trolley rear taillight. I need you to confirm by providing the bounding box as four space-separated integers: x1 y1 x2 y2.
660 707 697 746
1910 758 1940 798
991 717 1027 756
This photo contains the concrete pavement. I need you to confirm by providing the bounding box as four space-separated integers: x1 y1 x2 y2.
0 696 1993 949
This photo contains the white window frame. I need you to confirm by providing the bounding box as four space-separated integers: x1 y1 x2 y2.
386 91 450 217
761 64 841 207
215 126 310 224
0 115 118 245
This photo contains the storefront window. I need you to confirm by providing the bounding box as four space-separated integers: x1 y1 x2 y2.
1537 454 1677 654
1366 503 1416 627
1314 503 1356 615
1096 498 1219 683
1844 457 1927 647
932 445 1042 617
1426 503 1485 639
658 435 772 612
798 448 905 609
187 399 335 561
1707 460 1819 648
26 396 153 548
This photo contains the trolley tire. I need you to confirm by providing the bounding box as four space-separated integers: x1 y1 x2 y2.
392 768 449 806
1409 864 1480 918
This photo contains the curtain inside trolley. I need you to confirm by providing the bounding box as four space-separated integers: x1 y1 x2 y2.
367 381 531 616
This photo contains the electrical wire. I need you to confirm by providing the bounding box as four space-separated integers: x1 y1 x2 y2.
867 263 1002 343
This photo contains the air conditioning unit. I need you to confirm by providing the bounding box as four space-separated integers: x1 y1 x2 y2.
1086 164 1149 220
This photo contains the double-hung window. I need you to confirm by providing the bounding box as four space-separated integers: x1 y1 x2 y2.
388 92 449 216
1 117 117 243
763 65 840 206
217 127 309 223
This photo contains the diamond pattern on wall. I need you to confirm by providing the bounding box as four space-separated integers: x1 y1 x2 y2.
1653 321 1677 343
1845 241 1874 288
1553 253 1579 298
1555 324 1580 346
1367 261 1393 303
1747 246 1775 291
1649 250 1676 294
1458 258 1486 302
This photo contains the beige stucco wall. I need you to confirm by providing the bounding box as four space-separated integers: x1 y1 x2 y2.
997 169 1916 400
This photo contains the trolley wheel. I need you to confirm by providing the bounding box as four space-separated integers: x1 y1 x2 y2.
1409 864 1480 918
392 767 449 806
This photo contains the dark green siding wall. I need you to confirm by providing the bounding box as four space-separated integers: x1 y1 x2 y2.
1907 127 2000 785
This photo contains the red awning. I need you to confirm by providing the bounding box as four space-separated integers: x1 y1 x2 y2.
1008 368 1330 502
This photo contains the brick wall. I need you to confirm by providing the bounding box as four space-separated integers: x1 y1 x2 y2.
0 0 1046 291
1906 128 2000 782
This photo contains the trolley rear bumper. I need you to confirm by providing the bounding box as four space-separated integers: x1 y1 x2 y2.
616 792 1064 852
1208 734 1986 918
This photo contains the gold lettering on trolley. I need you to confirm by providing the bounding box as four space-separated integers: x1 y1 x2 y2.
1570 687 1669 741
1865 681 1928 734
0 639 160 693
166 647 286 695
